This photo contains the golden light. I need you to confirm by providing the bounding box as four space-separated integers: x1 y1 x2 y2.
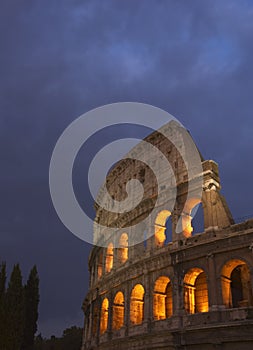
221 259 253 308
153 276 173 320
182 197 201 237
118 233 128 264
130 284 145 325
100 298 109 334
155 210 171 247
184 268 209 314
105 242 114 273
181 213 193 238
97 251 103 279
112 291 124 330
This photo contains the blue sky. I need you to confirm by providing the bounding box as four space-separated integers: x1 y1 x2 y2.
1 0 253 337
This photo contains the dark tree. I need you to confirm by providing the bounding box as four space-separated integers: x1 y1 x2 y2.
6 264 25 350
0 262 6 297
60 326 83 350
34 327 83 350
22 265 40 350
34 334 44 350
0 262 7 348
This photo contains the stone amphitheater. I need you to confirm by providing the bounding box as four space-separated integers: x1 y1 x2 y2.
81 122 253 350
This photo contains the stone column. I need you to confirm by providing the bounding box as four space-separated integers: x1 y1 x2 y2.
220 276 231 308
146 225 155 252
172 203 181 241
107 291 113 339
143 269 151 332
206 253 219 310
124 282 130 335
173 268 184 315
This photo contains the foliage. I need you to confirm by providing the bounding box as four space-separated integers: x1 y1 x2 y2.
5 264 25 350
0 262 40 350
22 265 40 350
34 326 83 350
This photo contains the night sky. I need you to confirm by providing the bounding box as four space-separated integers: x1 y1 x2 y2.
1 0 253 338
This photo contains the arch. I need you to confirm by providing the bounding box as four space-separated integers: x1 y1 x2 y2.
191 202 204 234
130 284 145 325
153 276 173 320
154 210 172 247
100 298 109 334
221 259 253 308
181 197 202 237
184 268 209 314
105 243 114 273
118 233 128 264
97 251 103 279
112 291 124 330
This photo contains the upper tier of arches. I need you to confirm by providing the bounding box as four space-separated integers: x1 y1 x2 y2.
93 203 205 283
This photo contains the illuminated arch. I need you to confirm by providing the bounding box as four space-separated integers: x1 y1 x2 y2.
184 268 209 314
118 233 128 264
181 198 202 237
154 210 172 247
112 291 124 330
105 243 114 273
130 284 145 325
100 298 109 334
153 276 173 320
97 251 103 279
221 259 253 308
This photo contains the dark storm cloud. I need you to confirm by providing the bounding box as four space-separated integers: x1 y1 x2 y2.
1 0 253 337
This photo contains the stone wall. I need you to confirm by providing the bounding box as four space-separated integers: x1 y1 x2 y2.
81 127 253 349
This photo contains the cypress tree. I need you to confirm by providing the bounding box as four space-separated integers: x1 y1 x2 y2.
0 262 7 348
0 262 6 296
6 264 25 350
21 265 40 350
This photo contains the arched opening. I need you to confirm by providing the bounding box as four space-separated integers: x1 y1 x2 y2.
100 298 109 334
191 202 204 234
112 291 124 330
97 251 103 279
153 276 173 320
155 210 172 247
184 268 209 314
130 284 145 325
118 233 128 264
105 243 114 273
181 198 202 237
221 259 253 308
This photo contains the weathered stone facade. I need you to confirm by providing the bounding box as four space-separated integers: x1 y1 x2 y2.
81 126 253 349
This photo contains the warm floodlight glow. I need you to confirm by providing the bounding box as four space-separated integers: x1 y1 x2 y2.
155 210 171 247
118 233 128 264
184 268 209 314
182 198 202 237
105 243 114 273
153 276 173 320
97 251 103 279
112 291 124 330
100 298 109 334
130 284 145 325
221 259 253 308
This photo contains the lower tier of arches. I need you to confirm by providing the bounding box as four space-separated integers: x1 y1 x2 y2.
85 258 253 340
82 308 253 350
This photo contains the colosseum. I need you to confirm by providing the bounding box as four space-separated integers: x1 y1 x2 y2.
81 121 253 350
